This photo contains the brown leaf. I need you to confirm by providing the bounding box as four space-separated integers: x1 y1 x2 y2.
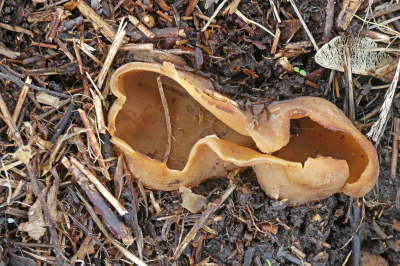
18 199 47 240
179 186 207 213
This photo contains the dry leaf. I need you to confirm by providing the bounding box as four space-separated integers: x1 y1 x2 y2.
179 186 208 213
14 144 33 165
315 36 394 77
47 183 59 221
19 184 59 239
36 92 60 108
18 199 47 240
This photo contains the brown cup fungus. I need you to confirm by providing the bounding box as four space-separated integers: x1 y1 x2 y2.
108 62 379 204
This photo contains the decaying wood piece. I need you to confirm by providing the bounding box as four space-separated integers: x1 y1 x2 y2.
336 0 363 30
62 157 133 245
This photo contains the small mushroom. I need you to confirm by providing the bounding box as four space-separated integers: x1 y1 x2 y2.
108 62 379 204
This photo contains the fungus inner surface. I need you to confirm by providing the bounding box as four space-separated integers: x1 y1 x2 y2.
114 70 255 170
272 117 369 184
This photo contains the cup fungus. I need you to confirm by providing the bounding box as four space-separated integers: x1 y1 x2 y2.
108 62 379 204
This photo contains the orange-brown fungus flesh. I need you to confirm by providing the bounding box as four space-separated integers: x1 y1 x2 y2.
273 117 368 184
108 62 379 204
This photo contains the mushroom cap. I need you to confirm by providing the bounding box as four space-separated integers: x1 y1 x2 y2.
108 62 379 204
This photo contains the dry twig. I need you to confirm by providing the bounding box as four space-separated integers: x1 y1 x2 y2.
157 76 172 164
289 0 319 51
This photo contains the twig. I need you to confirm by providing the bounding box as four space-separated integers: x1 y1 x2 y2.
97 19 127 90
345 46 356 122
0 22 34 37
155 0 171 11
185 0 200 16
72 39 84 75
271 28 281 55
116 43 153 51
54 37 76 62
341 251 352 266
195 13 216 23
157 76 172 164
76 0 118 42
50 97 78 143
289 0 319 51
126 179 143 259
73 188 147 266
229 0 241 14
173 183 237 260
202 0 228 32
38 98 72 120
323 0 335 42
11 76 31 124
385 12 400 32
157 10 173 23
390 118 400 179
234 10 275 37
69 157 128 215
45 7 63 42
128 15 155 39
0 44 20 59
365 2 400 20
89 88 106 134
63 157 133 245
269 0 281 23
31 41 58 49
75 39 103 66
367 57 400 143
85 72 104 100
351 203 361 266
78 109 110 180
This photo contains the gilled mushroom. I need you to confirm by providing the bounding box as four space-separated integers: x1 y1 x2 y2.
108 62 379 204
